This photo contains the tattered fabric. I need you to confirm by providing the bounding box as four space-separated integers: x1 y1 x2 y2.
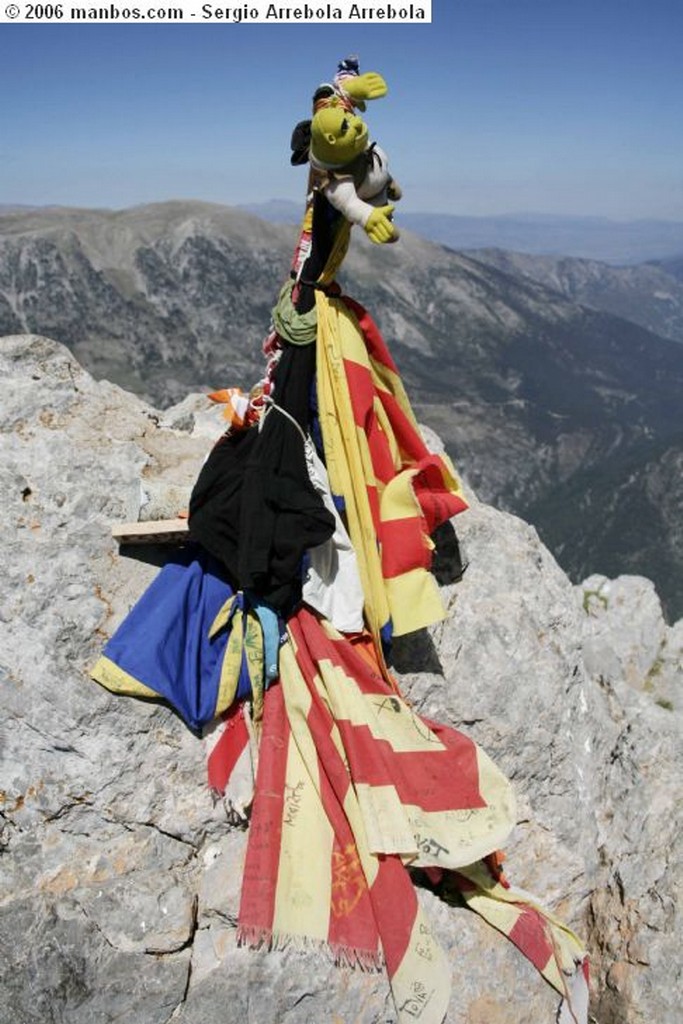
226 607 588 1024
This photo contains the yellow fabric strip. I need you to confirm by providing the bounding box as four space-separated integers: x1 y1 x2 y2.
455 861 587 996
273 646 333 942
353 782 418 857
389 908 451 1024
308 647 516 867
209 594 236 638
90 655 160 700
407 750 517 869
216 616 245 717
243 611 265 723
316 292 391 643
381 467 426 522
315 289 469 643
384 568 448 636
210 597 265 720
315 657 447 755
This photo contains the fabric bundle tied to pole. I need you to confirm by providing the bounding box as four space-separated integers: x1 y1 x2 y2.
91 106 588 1018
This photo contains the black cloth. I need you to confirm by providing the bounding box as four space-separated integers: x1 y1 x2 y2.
294 191 340 314
188 342 335 613
290 119 312 166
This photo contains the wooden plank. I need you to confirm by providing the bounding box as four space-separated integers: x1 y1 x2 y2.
112 518 189 545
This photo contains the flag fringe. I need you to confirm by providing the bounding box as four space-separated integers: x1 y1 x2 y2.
236 925 384 972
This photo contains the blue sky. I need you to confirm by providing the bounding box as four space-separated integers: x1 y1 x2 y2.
1 0 682 219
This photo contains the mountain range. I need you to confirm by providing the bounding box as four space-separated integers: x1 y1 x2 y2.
240 201 683 265
465 249 683 345
1 200 682 618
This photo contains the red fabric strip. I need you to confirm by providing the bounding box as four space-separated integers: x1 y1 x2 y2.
207 703 250 793
369 853 418 977
295 608 389 696
288 614 382 960
507 908 555 971
342 357 376 430
380 517 431 578
291 611 425 968
340 357 410 488
335 719 486 812
366 483 381 534
326 820 378 958
414 471 468 533
376 388 429 464
237 684 289 939
294 609 485 810
342 296 400 374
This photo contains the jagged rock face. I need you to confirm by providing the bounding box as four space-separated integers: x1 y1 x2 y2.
1 336 680 1024
571 574 682 1022
3 203 683 618
576 573 682 711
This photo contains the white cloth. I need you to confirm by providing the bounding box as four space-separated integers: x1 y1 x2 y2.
302 440 365 634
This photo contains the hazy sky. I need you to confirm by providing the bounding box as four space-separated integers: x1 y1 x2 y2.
2 0 682 219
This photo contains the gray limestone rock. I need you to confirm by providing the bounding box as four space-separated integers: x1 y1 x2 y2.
1 334 681 1023
577 572 681 710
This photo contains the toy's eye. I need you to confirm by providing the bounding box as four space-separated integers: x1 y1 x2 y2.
340 119 349 135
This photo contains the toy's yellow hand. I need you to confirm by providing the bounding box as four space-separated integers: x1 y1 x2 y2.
365 205 397 244
343 72 388 104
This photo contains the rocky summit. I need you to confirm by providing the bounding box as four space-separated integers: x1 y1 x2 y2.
1 334 680 1024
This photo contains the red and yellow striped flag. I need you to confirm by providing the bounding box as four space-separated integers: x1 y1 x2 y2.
234 608 587 1024
315 293 468 645
237 607 513 1023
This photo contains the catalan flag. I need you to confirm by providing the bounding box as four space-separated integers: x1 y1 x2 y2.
315 292 468 645
231 607 587 1024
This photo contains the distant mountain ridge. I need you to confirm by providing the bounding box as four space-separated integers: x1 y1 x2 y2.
240 201 683 264
650 254 683 282
466 248 683 345
2 200 683 618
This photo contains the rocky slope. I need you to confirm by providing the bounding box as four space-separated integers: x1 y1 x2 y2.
465 248 683 617
1 334 680 1024
467 248 683 345
651 254 683 282
0 202 287 403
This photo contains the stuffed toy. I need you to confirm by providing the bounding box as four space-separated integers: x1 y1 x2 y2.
290 56 402 245
309 100 401 244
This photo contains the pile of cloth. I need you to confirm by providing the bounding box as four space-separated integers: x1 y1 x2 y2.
92 57 588 1024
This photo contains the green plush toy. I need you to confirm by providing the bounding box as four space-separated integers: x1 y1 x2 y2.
306 64 402 245
310 103 369 166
